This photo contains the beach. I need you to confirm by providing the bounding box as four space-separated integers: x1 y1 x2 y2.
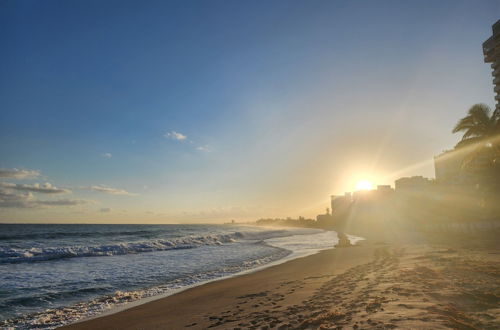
3 3 500 330
0 224 345 328
63 232 500 329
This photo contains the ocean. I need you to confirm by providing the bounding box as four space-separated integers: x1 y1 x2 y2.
0 224 359 329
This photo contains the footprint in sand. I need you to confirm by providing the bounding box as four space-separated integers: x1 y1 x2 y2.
397 303 414 309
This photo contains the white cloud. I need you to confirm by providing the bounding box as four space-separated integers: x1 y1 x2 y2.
0 168 40 179
89 185 138 196
164 131 187 141
164 131 212 153
100 207 112 213
0 182 70 194
101 153 112 159
0 189 89 208
196 145 211 152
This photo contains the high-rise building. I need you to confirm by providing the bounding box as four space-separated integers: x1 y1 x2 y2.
483 19 500 113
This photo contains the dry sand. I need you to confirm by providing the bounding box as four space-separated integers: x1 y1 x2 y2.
62 236 499 330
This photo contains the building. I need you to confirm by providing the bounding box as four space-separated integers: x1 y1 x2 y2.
330 195 342 212
394 176 432 191
483 19 500 113
316 207 332 224
352 189 374 202
330 193 351 213
350 185 394 202
377 185 393 193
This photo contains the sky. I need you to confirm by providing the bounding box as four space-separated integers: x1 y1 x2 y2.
1 0 499 223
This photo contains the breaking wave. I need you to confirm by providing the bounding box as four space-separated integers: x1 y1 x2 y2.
0 228 317 264
0 234 237 264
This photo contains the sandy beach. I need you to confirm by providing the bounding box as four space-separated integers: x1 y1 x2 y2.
62 231 499 330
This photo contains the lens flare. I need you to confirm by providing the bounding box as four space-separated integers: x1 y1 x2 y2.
355 180 373 191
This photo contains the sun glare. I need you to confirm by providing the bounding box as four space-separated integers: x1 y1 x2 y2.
355 180 373 191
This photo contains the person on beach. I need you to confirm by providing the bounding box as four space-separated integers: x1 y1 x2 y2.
335 232 352 247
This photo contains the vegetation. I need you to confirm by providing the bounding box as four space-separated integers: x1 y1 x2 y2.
453 103 499 147
453 103 500 191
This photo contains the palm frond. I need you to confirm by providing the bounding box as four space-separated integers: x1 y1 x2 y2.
455 136 484 149
462 126 487 139
453 116 476 133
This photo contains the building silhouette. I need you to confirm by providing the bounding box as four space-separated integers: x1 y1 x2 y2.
483 19 500 113
394 176 431 192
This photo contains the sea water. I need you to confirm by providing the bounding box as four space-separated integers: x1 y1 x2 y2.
0 224 360 329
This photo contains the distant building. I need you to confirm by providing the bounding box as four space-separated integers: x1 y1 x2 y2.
316 207 332 224
377 185 393 193
330 195 342 212
352 189 373 202
330 193 351 213
483 19 500 112
316 213 331 224
395 176 431 191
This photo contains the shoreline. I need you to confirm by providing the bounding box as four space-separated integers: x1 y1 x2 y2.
62 242 376 330
61 232 499 330
1 226 344 329
76 238 321 322
69 229 354 324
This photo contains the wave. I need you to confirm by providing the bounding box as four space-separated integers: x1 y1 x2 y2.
0 233 238 264
234 228 321 240
0 229 310 264
0 226 333 329
0 230 158 241
0 249 292 330
0 228 314 264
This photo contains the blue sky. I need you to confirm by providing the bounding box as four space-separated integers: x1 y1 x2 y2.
1 0 499 222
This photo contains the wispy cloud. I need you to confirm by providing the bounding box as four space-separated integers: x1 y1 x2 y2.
89 185 138 196
37 199 89 206
0 168 40 179
0 182 70 194
196 145 211 152
0 190 34 208
100 207 112 213
164 130 211 152
164 131 187 141
101 152 112 159
0 189 89 208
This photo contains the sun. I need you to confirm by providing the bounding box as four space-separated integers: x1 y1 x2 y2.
355 180 373 191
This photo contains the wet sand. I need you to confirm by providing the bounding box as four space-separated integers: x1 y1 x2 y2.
62 235 499 330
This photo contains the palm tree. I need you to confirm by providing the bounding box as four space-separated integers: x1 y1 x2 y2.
452 103 500 192
452 103 500 149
